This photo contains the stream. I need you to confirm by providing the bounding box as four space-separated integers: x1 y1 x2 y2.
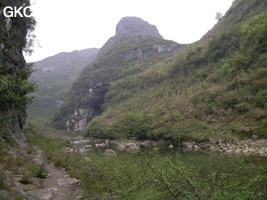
68 138 267 172
66 138 267 198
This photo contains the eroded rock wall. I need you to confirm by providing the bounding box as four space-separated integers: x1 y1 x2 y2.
65 81 110 131
0 0 33 144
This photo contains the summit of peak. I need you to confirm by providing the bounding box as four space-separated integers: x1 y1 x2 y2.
115 17 163 38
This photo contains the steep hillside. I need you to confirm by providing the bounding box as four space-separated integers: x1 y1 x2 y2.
0 0 35 144
27 48 98 120
0 0 39 197
54 0 267 142
52 17 185 131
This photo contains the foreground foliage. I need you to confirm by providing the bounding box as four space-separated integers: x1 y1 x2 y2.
25 123 267 200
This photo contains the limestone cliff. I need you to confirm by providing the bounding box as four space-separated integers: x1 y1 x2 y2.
0 0 35 144
52 17 185 131
27 48 99 120
116 17 162 38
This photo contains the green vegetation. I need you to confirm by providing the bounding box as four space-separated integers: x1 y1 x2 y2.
10 0 266 199
24 124 267 199
0 0 36 146
0 64 35 113
0 137 47 198
80 0 267 141
52 34 184 129
20 163 48 184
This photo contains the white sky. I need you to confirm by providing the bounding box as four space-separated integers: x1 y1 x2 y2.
25 0 234 62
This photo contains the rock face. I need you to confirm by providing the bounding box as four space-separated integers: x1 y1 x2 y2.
61 81 110 132
0 0 33 144
28 48 99 121
116 17 163 38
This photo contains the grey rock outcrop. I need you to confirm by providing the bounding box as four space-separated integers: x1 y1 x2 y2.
116 17 163 38
65 81 110 132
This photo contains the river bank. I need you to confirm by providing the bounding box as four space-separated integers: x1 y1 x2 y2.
65 135 267 157
181 137 267 156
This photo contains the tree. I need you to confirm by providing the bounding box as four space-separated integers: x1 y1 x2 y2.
215 12 223 21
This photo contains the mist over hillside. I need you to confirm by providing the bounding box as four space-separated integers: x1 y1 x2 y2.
27 48 99 120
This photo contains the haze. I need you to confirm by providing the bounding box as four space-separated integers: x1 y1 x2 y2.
25 0 234 62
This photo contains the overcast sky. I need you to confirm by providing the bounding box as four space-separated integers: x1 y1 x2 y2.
24 0 234 62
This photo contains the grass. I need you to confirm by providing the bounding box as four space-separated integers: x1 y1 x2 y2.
30 0 267 145
81 2 267 141
24 124 267 199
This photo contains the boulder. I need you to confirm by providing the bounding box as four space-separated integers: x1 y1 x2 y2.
116 143 126 151
218 138 226 145
103 149 117 156
182 141 195 148
209 137 218 144
84 157 92 162
95 143 106 148
140 140 152 147
105 139 110 147
124 142 137 147
252 135 258 141
126 145 140 153
84 145 92 149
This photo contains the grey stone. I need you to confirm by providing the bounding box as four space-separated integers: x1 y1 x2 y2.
221 130 228 134
105 139 110 147
84 145 92 149
182 141 195 148
140 140 152 147
252 135 258 140
209 138 218 144
103 149 117 156
49 187 58 192
27 189 53 200
218 138 226 145
95 143 106 148
116 143 126 151
126 145 140 153
57 178 80 186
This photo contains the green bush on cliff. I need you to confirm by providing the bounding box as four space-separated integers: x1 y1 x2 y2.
0 65 35 112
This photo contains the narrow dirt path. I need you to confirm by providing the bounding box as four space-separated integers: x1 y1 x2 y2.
26 149 83 200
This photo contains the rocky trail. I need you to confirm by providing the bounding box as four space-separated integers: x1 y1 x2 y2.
25 148 83 200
